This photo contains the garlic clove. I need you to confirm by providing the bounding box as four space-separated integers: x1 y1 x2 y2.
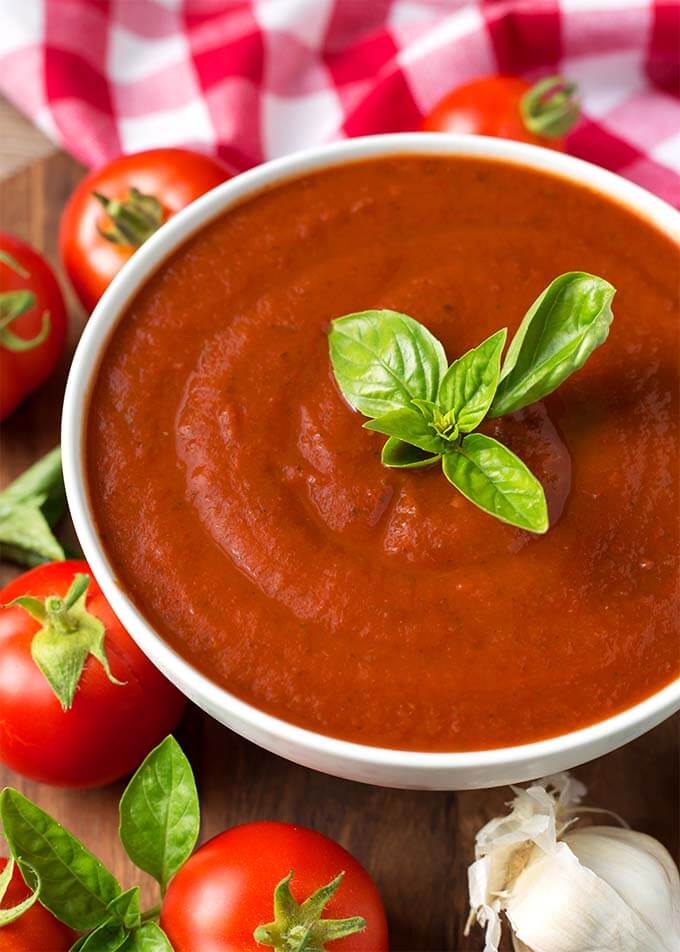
468 775 680 952
507 841 672 952
565 826 680 949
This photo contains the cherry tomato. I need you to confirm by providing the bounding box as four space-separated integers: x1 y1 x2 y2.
422 75 579 151
160 822 388 952
0 560 186 787
0 234 68 421
0 857 76 950
60 148 233 312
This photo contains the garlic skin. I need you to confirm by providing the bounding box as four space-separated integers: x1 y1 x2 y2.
467 773 680 952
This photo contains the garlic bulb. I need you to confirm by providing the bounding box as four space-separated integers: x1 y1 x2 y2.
466 772 680 952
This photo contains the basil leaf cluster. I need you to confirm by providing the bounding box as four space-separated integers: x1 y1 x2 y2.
329 272 615 534
0 736 198 950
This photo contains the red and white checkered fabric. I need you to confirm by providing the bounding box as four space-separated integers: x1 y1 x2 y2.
0 0 678 205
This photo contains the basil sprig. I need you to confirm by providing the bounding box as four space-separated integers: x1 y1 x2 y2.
1 736 364 952
329 273 615 534
0 736 196 948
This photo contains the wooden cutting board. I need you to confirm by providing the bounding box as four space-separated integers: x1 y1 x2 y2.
0 152 677 951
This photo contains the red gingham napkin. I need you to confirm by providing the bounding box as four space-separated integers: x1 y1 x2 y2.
0 0 678 206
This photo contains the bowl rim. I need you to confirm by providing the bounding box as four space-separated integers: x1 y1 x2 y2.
62 132 680 774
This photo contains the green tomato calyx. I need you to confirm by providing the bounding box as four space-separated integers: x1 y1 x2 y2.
253 871 366 952
0 251 50 353
521 75 580 139
94 187 164 247
6 573 124 710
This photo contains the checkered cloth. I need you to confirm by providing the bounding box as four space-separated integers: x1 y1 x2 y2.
0 0 678 205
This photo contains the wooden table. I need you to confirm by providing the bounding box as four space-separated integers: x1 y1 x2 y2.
1 143 678 952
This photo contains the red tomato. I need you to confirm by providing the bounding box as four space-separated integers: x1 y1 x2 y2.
0 560 186 787
60 148 232 312
422 75 579 151
0 234 68 421
0 857 76 950
160 822 388 952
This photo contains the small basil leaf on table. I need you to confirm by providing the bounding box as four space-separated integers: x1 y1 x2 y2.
442 434 548 533
119 736 199 895
79 917 128 952
328 309 447 417
381 438 441 469
0 446 66 566
0 858 41 925
107 886 142 930
490 272 615 417
119 922 174 951
0 787 121 930
437 328 507 432
364 408 444 454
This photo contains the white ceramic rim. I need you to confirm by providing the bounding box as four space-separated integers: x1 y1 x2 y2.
63 132 680 777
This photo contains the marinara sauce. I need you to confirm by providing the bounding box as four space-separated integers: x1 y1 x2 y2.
86 157 679 750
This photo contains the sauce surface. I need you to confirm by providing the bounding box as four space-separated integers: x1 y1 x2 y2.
87 156 680 751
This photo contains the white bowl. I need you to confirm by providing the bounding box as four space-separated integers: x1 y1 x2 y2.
62 134 680 790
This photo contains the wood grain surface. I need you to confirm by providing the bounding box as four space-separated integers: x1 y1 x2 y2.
0 95 56 178
0 151 678 952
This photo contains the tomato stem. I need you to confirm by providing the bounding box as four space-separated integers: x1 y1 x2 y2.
0 251 30 279
520 76 580 139
0 296 50 352
254 871 366 952
44 595 79 636
0 251 52 353
94 187 165 247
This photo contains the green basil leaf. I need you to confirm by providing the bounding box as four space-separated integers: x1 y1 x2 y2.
107 887 141 930
69 937 89 952
0 854 14 902
0 788 120 930
0 859 41 926
0 446 65 520
410 398 439 421
490 273 615 417
328 310 447 418
381 438 440 469
119 736 199 894
0 447 66 566
442 434 548 533
79 918 128 952
119 923 173 951
363 408 444 455
0 502 64 566
437 328 506 432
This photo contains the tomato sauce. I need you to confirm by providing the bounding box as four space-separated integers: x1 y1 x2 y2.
86 157 680 751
